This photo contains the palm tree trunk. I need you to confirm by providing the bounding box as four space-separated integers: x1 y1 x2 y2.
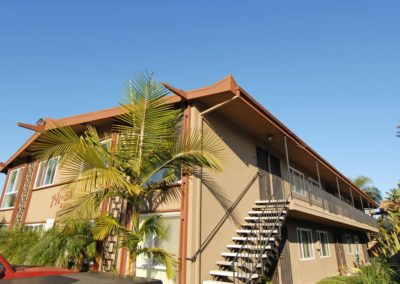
131 258 137 277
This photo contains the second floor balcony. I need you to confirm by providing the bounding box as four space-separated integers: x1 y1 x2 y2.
260 172 378 232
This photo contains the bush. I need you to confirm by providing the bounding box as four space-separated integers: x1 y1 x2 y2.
0 227 39 264
350 259 396 284
318 259 397 284
0 221 97 270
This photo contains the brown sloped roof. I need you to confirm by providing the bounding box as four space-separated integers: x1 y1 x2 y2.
0 76 377 207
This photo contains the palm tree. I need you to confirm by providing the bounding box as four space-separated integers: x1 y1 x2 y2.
352 175 382 204
94 214 175 277
386 182 400 202
31 72 223 276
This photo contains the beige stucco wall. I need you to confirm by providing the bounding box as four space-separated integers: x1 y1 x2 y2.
286 218 368 284
25 185 65 223
186 106 263 283
286 219 340 284
0 209 13 224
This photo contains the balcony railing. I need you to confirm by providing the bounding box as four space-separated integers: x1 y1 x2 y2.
266 173 377 228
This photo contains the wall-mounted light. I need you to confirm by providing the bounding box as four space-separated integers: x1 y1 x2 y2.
267 134 273 142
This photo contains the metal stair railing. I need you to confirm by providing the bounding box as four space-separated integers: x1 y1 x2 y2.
231 172 289 283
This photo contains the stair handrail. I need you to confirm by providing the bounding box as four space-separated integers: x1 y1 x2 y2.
187 171 261 262
231 172 289 283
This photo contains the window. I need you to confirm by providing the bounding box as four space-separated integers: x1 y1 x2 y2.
297 228 314 260
353 235 360 254
345 234 353 254
309 178 322 202
35 158 58 188
290 167 306 196
136 212 180 283
1 167 23 209
25 223 44 232
317 231 330 257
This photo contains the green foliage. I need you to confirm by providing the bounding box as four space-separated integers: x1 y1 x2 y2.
93 214 177 278
318 260 397 284
386 182 400 202
0 222 96 270
352 260 395 284
31 72 225 276
0 227 39 264
374 212 400 263
352 175 382 204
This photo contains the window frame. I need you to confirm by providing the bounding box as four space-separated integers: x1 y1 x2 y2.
34 157 59 189
353 235 360 254
316 230 331 258
136 211 180 271
297 227 315 260
1 167 24 209
345 234 354 254
290 167 306 196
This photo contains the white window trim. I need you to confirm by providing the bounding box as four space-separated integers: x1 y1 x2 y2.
345 234 354 254
136 211 180 271
25 223 44 231
297 227 315 260
316 230 331 258
34 157 59 189
290 167 306 196
1 167 24 210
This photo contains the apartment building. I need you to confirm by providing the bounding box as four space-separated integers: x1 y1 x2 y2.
0 76 378 284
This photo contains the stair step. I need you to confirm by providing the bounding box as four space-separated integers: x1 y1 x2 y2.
227 244 272 250
236 229 278 235
244 216 285 222
232 236 275 242
241 223 281 229
221 252 269 259
255 199 288 205
247 211 286 217
252 204 288 210
203 281 233 284
210 270 259 279
216 260 262 268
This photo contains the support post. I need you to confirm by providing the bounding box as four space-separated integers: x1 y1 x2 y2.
359 195 364 211
284 136 292 198
349 187 355 207
315 161 324 209
335 176 341 200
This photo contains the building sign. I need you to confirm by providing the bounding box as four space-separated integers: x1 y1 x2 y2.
50 190 72 209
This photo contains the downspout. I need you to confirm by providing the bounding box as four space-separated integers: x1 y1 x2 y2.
179 103 191 284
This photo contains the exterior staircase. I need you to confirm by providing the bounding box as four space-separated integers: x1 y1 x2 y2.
204 199 289 284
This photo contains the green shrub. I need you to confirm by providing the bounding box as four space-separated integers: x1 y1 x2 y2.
0 227 39 264
0 221 97 270
350 259 396 284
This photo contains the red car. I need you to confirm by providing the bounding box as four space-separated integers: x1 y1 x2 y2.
0 254 75 279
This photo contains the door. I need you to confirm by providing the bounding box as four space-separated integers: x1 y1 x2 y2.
276 225 293 284
257 147 271 200
333 233 347 270
270 154 282 199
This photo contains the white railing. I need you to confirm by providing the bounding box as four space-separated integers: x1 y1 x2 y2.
269 174 377 228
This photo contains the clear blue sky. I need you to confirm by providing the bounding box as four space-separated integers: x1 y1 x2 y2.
0 1 399 196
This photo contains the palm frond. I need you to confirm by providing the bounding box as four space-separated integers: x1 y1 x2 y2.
140 129 223 187
137 246 177 279
138 214 167 240
93 215 127 241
